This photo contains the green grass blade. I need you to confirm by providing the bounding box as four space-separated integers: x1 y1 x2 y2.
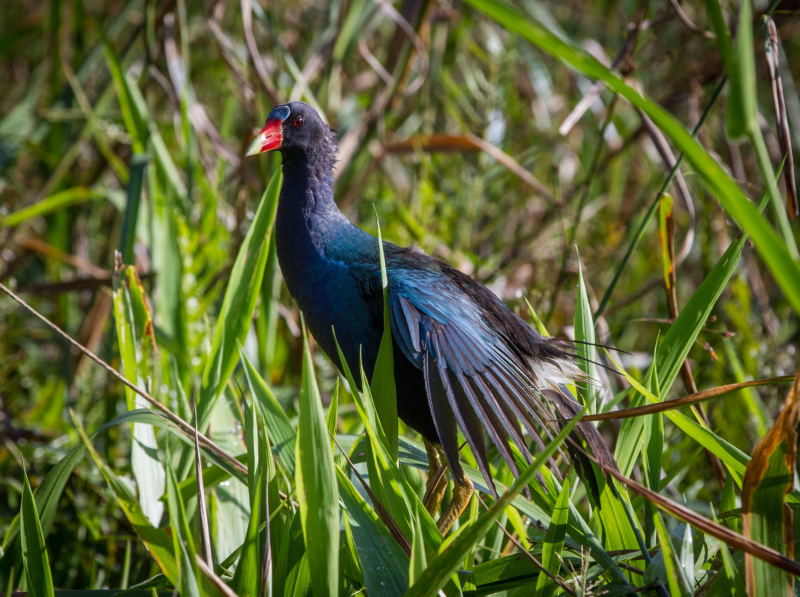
71 412 180 584
240 347 297 476
711 506 747 596
232 449 265 597
405 412 581 597
1 187 118 228
650 511 691 595
0 443 84 579
334 332 437 548
609 354 749 483
704 0 751 139
295 323 340 596
409 509 427 586
614 231 749 475
102 38 145 152
573 252 597 413
198 172 281 428
19 465 54 597
534 479 569 597
164 461 202 597
370 213 398 460
733 0 757 136
326 379 339 454
337 465 409 596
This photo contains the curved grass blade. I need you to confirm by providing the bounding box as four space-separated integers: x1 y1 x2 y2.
1 187 119 228
164 461 202 596
371 213 398 460
405 412 581 597
198 172 281 429
0 443 84 579
573 253 598 413
337 465 409 596
19 465 54 597
70 411 180 584
240 347 297 476
608 353 749 484
295 322 339 596
534 479 569 597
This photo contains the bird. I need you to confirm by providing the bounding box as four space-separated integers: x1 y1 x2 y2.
246 101 615 534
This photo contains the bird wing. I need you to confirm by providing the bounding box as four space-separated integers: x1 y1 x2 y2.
387 265 575 496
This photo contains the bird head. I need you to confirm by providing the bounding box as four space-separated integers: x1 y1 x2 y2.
246 101 333 158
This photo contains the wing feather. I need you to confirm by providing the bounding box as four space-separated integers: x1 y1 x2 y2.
387 265 611 497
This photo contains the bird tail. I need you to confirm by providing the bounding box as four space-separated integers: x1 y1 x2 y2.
544 387 618 504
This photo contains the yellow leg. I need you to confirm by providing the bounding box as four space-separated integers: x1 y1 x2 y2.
422 440 448 518
436 475 473 535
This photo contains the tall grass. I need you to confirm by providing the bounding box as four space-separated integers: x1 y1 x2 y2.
1 0 798 595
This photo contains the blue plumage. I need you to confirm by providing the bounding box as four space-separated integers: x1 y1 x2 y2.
248 101 615 531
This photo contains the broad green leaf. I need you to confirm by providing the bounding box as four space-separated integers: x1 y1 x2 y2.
113 263 165 528
409 509 427 587
19 466 54 597
198 172 281 429
337 466 409 596
534 479 569 597
295 324 339 596
594 473 643 555
164 461 202 597
573 252 598 413
371 214 398 460
240 347 297 476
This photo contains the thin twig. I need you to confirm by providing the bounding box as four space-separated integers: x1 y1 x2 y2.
331 433 412 555
579 375 793 422
0 281 248 478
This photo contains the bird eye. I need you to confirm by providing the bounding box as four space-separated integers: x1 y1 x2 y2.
291 116 304 128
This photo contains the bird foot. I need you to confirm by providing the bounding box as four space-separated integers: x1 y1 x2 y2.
436 475 473 535
422 440 448 517
421 439 474 535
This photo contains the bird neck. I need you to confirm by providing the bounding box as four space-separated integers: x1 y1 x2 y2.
274 150 354 290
